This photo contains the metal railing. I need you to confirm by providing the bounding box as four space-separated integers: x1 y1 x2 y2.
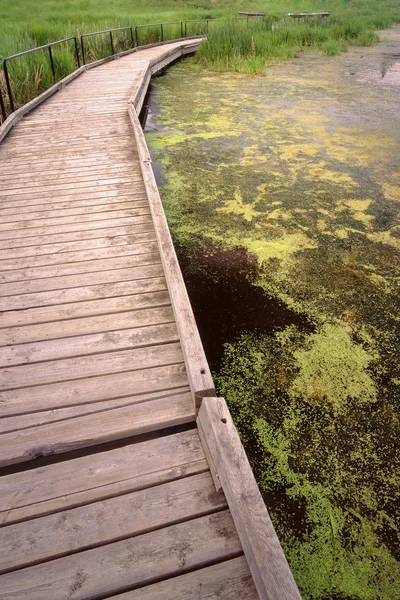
0 15 269 121
2 37 80 113
135 21 184 46
184 18 225 37
0 87 6 123
81 26 134 65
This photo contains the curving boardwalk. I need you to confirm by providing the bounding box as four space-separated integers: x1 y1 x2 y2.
0 40 301 599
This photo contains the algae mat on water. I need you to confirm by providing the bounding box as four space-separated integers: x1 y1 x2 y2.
145 30 400 600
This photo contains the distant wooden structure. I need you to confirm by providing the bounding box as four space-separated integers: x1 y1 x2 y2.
0 39 302 600
287 12 330 20
239 11 266 18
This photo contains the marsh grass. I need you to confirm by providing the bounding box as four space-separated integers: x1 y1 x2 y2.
194 10 398 72
0 0 400 115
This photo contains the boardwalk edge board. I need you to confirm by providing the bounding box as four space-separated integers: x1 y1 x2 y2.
197 397 303 600
128 44 215 411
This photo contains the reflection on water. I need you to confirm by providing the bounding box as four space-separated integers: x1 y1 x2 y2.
145 27 400 600
358 56 400 85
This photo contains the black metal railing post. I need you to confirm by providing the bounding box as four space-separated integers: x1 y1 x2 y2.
130 26 135 48
109 30 115 55
81 35 86 65
0 87 7 122
160 23 164 42
2 60 15 114
74 37 81 67
48 45 56 81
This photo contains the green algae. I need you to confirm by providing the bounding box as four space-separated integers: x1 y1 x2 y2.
289 323 378 412
146 47 400 599
216 330 400 600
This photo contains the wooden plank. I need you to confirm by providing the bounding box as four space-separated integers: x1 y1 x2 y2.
0 221 153 251
198 397 302 600
1 298 172 345
0 385 190 434
0 176 141 198
0 427 205 524
0 215 153 245
0 320 177 367
0 241 158 282
0 472 226 574
0 510 241 600
110 556 258 600
0 244 159 283
0 363 189 416
0 230 154 263
0 266 165 310
0 391 195 467
0 193 148 214
129 105 215 410
0 199 148 222
0 181 144 204
0 243 158 282
0 207 150 233
0 341 183 391
0 253 161 296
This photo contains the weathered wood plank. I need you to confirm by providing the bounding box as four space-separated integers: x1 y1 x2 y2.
1 298 172 345
0 199 148 223
0 472 226 574
0 342 183 391
0 194 148 216
0 244 159 283
0 221 153 251
0 511 241 600
0 215 153 246
110 556 258 600
0 390 195 467
0 266 165 310
0 427 204 524
0 363 188 416
0 386 190 434
0 230 154 264
0 253 161 296
0 320 177 367
198 397 302 600
0 207 151 234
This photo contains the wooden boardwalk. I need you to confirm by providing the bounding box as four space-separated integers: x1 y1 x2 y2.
0 40 301 599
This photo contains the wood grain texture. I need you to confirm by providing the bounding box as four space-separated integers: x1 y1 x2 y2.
0 472 226 573
0 391 195 467
0 427 206 524
197 397 302 600
0 385 190 434
0 363 189 416
0 511 241 600
110 556 259 600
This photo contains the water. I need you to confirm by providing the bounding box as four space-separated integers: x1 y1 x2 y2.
145 28 400 600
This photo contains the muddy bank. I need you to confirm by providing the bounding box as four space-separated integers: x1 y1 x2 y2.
145 28 400 600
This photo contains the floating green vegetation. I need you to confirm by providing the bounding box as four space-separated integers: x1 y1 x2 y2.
146 37 400 599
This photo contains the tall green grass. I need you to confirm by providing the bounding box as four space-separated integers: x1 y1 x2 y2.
0 0 400 118
194 8 397 73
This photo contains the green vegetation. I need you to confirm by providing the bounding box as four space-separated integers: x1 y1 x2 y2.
1 0 400 113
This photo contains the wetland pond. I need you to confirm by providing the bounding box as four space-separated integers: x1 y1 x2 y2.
145 27 400 600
